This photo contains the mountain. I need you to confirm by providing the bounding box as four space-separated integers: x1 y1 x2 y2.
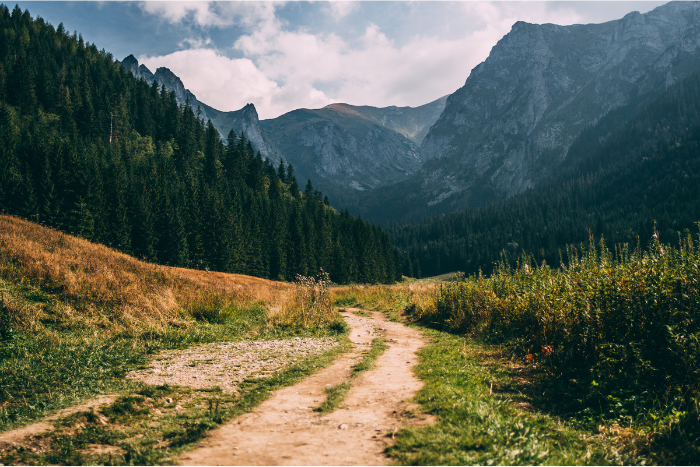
198 102 285 164
357 1 700 223
122 55 448 205
390 69 700 278
121 54 201 114
0 6 401 284
326 97 448 145
259 96 446 206
120 55 284 164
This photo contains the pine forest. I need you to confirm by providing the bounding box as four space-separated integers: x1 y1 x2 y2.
0 6 401 284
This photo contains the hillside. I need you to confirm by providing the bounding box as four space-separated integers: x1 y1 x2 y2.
390 70 700 278
0 212 356 463
0 5 401 285
260 106 419 204
259 97 447 209
356 1 700 223
0 214 292 331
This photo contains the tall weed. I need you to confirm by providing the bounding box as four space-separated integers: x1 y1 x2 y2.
275 270 336 328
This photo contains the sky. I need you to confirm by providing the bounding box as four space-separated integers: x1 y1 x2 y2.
10 1 668 119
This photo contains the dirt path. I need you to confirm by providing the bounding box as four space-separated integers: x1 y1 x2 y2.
179 309 433 466
0 395 119 451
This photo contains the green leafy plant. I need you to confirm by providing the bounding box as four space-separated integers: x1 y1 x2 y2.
405 229 700 463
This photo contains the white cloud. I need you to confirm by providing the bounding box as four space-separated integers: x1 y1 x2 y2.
136 2 622 120
139 49 282 114
139 2 225 27
178 36 213 49
325 1 359 21
138 1 278 28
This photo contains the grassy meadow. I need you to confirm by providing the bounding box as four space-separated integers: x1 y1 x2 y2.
0 214 347 464
3 212 700 465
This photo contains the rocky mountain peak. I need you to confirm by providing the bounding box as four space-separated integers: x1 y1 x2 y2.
415 1 700 213
118 56 283 164
240 103 259 117
121 54 138 71
153 67 196 104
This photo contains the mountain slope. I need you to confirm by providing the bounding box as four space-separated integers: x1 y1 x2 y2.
389 70 700 278
358 1 700 223
0 6 400 284
121 55 284 164
260 96 446 206
324 96 448 145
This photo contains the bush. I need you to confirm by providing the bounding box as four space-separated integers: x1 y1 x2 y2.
407 229 700 443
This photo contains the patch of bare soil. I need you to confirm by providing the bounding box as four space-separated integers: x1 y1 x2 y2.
179 309 434 466
127 337 338 393
0 395 119 452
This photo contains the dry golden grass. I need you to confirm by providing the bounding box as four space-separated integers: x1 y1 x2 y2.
274 271 336 328
331 282 437 314
0 215 292 333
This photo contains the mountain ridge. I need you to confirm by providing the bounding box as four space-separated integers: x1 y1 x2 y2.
259 95 447 207
120 55 285 164
338 0 700 223
411 0 700 215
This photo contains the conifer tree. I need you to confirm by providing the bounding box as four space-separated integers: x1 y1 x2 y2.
0 5 402 284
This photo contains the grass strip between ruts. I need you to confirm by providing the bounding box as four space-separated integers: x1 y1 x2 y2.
314 337 389 413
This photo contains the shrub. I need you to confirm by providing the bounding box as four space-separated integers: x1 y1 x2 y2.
406 229 700 440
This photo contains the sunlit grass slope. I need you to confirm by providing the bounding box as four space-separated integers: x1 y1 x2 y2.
0 214 292 334
0 214 305 432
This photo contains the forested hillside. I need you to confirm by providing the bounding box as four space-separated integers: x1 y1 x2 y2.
390 71 700 278
0 5 401 284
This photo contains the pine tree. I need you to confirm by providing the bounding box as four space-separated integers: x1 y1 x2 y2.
277 159 286 183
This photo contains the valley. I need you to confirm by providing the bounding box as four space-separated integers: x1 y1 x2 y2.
2 1 700 465
117 2 700 228
2 215 697 465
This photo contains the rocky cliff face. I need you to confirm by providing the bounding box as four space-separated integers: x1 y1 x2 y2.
119 55 283 164
202 103 284 164
416 1 700 212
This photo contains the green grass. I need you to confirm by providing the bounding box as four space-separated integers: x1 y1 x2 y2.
0 339 352 466
312 337 389 414
350 309 370 317
351 338 388 377
333 293 358 308
0 295 347 433
404 233 700 463
387 329 644 465
314 382 352 413
0 270 352 429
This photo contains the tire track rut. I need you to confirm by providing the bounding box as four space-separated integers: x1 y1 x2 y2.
179 309 433 466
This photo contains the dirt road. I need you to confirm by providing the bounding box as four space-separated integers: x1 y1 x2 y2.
0 395 119 451
179 309 433 466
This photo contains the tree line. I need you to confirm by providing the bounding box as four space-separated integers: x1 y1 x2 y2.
390 71 700 278
0 5 401 284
